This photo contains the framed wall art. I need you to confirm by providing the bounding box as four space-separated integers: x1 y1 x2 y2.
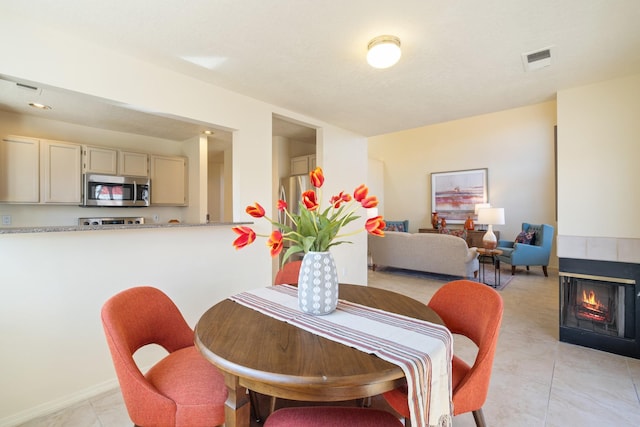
431 168 488 224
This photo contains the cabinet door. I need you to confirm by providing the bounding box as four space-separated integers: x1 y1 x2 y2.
0 136 40 202
83 146 117 175
150 155 187 205
290 156 309 175
118 151 148 177
42 140 82 204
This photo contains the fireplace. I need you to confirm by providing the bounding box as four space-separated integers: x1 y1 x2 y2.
559 258 640 359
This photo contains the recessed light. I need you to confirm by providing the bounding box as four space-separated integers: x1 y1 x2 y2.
203 130 214 135
29 102 52 110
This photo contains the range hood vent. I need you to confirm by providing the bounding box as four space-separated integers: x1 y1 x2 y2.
522 46 554 71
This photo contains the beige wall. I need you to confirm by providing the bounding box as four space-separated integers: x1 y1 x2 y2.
557 73 640 238
369 101 558 257
556 73 640 263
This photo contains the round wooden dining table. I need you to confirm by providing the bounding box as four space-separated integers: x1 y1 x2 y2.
194 284 443 427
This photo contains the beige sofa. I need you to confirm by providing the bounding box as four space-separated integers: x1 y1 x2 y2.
369 231 479 279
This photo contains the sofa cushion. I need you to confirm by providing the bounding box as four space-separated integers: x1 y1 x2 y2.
515 230 535 245
384 220 409 232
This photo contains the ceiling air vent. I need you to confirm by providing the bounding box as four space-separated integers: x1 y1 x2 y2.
15 82 43 95
16 82 39 91
522 46 554 71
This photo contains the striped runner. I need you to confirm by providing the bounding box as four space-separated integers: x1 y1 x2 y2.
228 285 453 427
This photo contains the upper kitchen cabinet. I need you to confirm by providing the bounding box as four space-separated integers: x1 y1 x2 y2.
118 151 148 177
150 154 188 206
83 145 117 175
41 140 82 204
290 154 316 175
0 136 40 203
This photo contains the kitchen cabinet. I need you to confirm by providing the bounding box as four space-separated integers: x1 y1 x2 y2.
83 145 117 175
150 154 188 206
290 154 316 175
118 151 148 177
0 136 40 203
41 140 82 204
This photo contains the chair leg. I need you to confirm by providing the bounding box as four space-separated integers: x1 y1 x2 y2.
248 390 263 423
472 408 487 427
511 265 516 275
543 265 548 277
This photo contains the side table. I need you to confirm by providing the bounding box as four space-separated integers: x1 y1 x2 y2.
476 248 503 288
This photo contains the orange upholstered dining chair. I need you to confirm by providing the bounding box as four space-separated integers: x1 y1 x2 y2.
274 260 302 285
101 286 227 427
264 406 403 427
383 280 503 427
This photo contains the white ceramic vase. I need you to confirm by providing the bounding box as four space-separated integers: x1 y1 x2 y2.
297 251 339 315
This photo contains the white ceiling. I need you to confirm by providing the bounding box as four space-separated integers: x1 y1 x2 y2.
2 0 640 139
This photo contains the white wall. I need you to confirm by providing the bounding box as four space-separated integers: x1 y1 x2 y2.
0 11 369 426
369 101 558 261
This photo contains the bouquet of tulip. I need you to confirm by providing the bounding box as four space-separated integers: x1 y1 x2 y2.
232 167 386 263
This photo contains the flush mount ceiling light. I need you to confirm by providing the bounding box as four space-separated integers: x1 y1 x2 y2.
28 102 51 110
367 35 401 69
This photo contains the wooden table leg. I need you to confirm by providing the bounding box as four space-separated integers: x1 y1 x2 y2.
223 372 250 427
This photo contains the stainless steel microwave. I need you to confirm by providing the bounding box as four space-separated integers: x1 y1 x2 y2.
82 174 150 207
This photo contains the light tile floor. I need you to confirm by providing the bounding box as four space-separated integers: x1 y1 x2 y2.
18 268 640 427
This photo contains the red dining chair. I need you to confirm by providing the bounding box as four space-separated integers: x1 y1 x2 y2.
274 260 302 285
383 280 503 427
264 406 403 427
101 286 227 427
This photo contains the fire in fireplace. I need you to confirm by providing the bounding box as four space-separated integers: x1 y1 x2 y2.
561 274 625 337
559 258 640 359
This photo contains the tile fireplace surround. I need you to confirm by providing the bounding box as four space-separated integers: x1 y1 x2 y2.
557 235 640 359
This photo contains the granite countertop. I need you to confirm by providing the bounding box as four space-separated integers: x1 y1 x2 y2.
0 221 251 234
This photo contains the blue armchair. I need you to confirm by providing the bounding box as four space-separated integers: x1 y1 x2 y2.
496 223 554 276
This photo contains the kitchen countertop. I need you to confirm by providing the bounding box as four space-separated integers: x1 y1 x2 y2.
0 221 251 234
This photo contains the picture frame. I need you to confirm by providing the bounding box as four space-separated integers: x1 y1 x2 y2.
431 168 488 224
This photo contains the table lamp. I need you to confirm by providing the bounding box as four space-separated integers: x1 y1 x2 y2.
474 203 491 230
477 207 504 249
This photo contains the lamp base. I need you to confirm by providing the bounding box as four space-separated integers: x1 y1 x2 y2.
482 225 497 250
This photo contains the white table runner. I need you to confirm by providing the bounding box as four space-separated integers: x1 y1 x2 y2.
229 285 453 427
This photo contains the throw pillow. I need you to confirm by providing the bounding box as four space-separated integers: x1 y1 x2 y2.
384 220 408 232
515 230 536 245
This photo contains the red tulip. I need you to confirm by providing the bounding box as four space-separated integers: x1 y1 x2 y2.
302 190 319 211
232 226 256 249
246 202 265 218
353 184 368 202
277 199 288 211
359 195 378 209
330 191 352 208
267 230 284 257
310 167 325 188
366 216 385 236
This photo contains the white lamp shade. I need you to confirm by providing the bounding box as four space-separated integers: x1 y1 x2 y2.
367 35 401 69
474 203 491 215
477 207 505 225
